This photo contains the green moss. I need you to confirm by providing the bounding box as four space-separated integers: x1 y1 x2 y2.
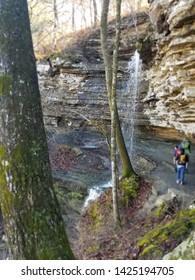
0 145 15 218
67 191 83 200
153 248 164 259
137 209 195 258
89 202 101 219
171 225 188 238
105 200 111 208
120 176 138 206
87 198 109 234
135 40 143 52
0 74 12 96
85 244 100 254
155 202 168 218
0 143 75 259
36 248 57 260
137 237 150 247
141 244 157 256
0 145 7 159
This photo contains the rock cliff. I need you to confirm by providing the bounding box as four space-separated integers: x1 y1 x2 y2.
144 0 195 141
38 11 151 136
38 0 195 143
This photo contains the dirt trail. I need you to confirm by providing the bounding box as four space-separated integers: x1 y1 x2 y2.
135 139 195 207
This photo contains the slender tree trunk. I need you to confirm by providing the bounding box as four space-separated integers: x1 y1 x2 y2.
110 0 122 225
52 0 58 51
72 2 75 30
92 0 98 27
100 0 136 178
0 0 74 260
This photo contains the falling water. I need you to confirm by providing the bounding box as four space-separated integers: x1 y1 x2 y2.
83 51 142 208
121 50 142 161
83 180 112 208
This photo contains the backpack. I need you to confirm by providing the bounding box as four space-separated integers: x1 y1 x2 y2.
183 140 190 149
178 154 186 165
175 149 179 157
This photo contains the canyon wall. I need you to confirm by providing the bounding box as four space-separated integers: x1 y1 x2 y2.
144 0 195 141
38 0 195 143
38 12 151 136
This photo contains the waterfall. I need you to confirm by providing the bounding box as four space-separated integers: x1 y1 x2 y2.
83 180 112 208
83 51 142 208
121 50 142 161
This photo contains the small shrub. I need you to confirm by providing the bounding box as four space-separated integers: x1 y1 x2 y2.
120 176 139 206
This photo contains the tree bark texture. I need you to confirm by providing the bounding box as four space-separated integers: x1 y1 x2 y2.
0 0 74 260
110 0 122 225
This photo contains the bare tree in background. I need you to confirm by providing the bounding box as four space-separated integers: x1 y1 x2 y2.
27 0 148 55
110 0 122 225
53 0 59 50
92 0 98 27
101 0 136 178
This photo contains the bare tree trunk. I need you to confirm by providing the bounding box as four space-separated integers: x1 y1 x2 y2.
72 2 75 30
52 0 58 51
100 0 136 178
92 0 98 27
0 0 74 260
110 0 122 225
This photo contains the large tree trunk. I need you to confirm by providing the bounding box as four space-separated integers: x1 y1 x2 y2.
0 0 74 260
100 0 136 178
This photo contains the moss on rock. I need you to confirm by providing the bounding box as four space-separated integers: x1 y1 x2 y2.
0 74 12 96
137 209 195 259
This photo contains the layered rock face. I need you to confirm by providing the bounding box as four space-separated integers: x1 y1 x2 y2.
38 1 195 143
144 0 195 141
38 12 151 136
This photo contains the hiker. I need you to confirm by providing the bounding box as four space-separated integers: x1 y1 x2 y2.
173 145 180 172
179 138 191 155
175 148 189 186
179 138 191 172
173 145 179 164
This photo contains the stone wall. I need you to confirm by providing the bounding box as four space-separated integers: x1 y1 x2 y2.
144 0 195 141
